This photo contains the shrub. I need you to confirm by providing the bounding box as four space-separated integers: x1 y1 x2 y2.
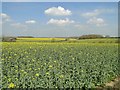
2 37 16 42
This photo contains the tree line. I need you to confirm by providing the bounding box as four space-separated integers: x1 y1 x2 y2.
1 34 118 42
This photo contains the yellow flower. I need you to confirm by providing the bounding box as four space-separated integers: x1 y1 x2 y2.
8 83 15 88
49 65 52 68
1 59 4 60
21 70 24 72
46 72 50 75
9 57 11 59
60 75 64 78
54 61 56 63
35 73 39 77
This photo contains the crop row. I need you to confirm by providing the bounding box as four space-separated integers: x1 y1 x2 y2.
1 42 119 88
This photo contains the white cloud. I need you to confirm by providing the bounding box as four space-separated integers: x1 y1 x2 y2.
11 23 27 28
25 20 36 24
45 6 72 16
82 9 115 18
0 13 9 19
0 13 11 22
82 9 101 18
74 24 84 28
87 17 106 27
47 18 74 26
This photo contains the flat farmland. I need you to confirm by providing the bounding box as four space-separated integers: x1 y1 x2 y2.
1 38 119 88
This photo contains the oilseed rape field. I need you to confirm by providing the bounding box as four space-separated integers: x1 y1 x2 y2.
1 38 119 89
16 38 66 42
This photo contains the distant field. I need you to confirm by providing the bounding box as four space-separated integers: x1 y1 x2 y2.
16 38 119 43
16 38 66 42
1 38 120 88
74 38 119 43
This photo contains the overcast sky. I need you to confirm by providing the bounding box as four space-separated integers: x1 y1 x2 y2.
1 2 118 37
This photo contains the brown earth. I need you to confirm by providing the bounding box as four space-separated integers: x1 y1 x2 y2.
96 77 120 90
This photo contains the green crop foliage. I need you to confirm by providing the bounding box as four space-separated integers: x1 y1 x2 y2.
1 41 119 89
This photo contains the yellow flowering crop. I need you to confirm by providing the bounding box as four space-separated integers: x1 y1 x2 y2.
8 83 15 88
49 65 52 68
35 73 39 77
